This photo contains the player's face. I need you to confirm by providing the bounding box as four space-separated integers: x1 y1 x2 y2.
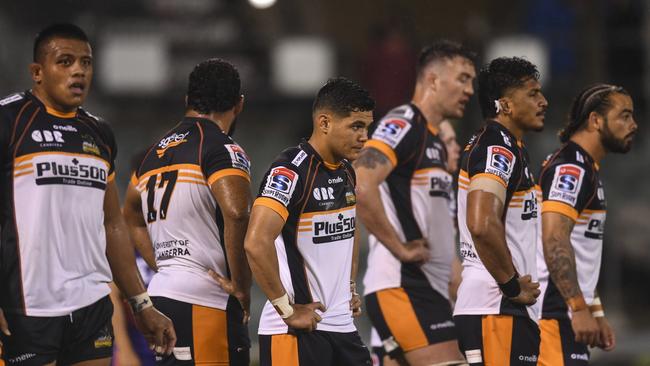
508 78 547 132
329 110 373 161
600 93 637 153
439 121 460 173
435 57 476 119
31 37 93 112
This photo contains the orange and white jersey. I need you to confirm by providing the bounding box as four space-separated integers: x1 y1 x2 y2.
0 92 115 316
537 142 605 319
132 117 251 310
254 141 358 334
454 120 540 321
362 104 456 298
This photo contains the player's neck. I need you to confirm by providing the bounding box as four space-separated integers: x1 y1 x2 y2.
308 134 340 166
185 109 233 134
570 132 606 163
493 116 524 141
411 94 443 128
31 88 78 114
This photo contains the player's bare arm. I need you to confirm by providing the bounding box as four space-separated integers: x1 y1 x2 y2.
208 175 253 324
244 205 325 331
354 147 429 263
104 180 176 354
466 178 539 305
543 211 600 347
123 181 157 271
350 232 362 317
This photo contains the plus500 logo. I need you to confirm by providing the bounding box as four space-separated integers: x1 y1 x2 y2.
36 161 107 181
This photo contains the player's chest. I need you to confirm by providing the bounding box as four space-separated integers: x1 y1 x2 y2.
302 170 356 213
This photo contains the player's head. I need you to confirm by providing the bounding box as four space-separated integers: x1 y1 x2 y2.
312 77 375 161
478 57 547 132
416 40 476 119
186 58 243 117
438 120 460 173
30 23 93 112
561 84 637 153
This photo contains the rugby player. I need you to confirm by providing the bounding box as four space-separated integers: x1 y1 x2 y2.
355 40 475 366
244 77 374 366
453 57 547 365
123 59 252 365
0 23 175 364
537 84 636 365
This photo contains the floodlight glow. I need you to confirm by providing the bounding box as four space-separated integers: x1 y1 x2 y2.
249 0 276 9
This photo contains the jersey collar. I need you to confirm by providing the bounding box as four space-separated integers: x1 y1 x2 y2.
486 119 524 148
26 90 78 119
567 140 599 171
300 139 344 170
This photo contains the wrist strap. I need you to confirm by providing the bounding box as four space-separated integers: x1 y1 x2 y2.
498 273 521 298
128 292 153 313
589 297 604 317
567 295 588 313
271 293 294 319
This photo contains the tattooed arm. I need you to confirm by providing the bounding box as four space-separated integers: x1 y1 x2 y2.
542 211 600 346
353 148 429 263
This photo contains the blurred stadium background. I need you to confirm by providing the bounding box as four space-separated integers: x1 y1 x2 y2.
1 0 648 364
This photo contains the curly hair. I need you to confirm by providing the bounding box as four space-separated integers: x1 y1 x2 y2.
186 58 241 114
478 57 540 119
34 23 89 62
558 84 629 143
416 40 477 79
312 77 375 117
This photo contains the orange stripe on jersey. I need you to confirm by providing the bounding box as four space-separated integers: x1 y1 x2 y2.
482 315 513 366
138 163 202 182
427 124 439 135
459 169 469 180
192 304 229 364
45 106 77 118
130 173 138 186
208 168 250 185
581 209 605 214
300 205 355 219
376 288 429 352
538 319 565 366
323 160 343 170
254 197 289 222
513 187 536 197
542 201 578 221
413 166 446 175
471 173 507 188
108 172 115 183
364 139 397 167
14 151 109 166
176 179 208 186
271 334 299 366
13 170 33 178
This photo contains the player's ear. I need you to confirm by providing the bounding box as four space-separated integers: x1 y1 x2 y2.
317 113 330 134
29 63 42 84
233 94 244 116
587 111 603 132
499 98 511 115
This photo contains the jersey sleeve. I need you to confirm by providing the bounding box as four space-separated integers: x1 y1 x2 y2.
253 163 303 222
95 120 118 182
202 142 252 185
540 162 592 221
364 116 419 167
466 132 518 188
0 108 12 168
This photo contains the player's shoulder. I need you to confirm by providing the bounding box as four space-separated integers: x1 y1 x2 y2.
542 143 593 175
273 144 311 170
477 121 518 150
0 92 29 118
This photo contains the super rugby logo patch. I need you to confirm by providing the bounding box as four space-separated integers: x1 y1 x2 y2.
485 145 515 183
549 164 584 206
225 144 251 174
261 166 298 206
372 118 411 149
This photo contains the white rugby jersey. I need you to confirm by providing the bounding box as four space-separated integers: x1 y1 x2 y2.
453 120 540 320
131 117 251 310
0 92 115 316
537 141 606 319
254 141 358 334
362 104 455 298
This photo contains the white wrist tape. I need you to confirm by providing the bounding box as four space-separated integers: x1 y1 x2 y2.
128 292 153 313
271 293 294 319
589 297 605 318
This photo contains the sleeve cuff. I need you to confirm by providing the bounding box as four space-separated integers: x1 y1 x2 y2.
470 172 507 188
207 168 251 185
542 201 579 221
364 140 397 167
253 197 289 222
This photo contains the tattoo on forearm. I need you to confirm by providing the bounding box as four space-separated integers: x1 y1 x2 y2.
545 216 581 300
354 148 389 169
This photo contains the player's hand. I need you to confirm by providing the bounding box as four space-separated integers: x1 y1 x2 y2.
596 316 615 351
397 238 430 263
283 302 325 332
134 306 177 355
208 269 251 324
350 286 362 318
0 307 10 347
571 308 600 347
508 274 540 305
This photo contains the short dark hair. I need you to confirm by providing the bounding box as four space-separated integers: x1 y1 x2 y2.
559 84 629 143
186 58 241 114
478 57 540 119
34 23 89 62
416 40 477 79
312 77 375 117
